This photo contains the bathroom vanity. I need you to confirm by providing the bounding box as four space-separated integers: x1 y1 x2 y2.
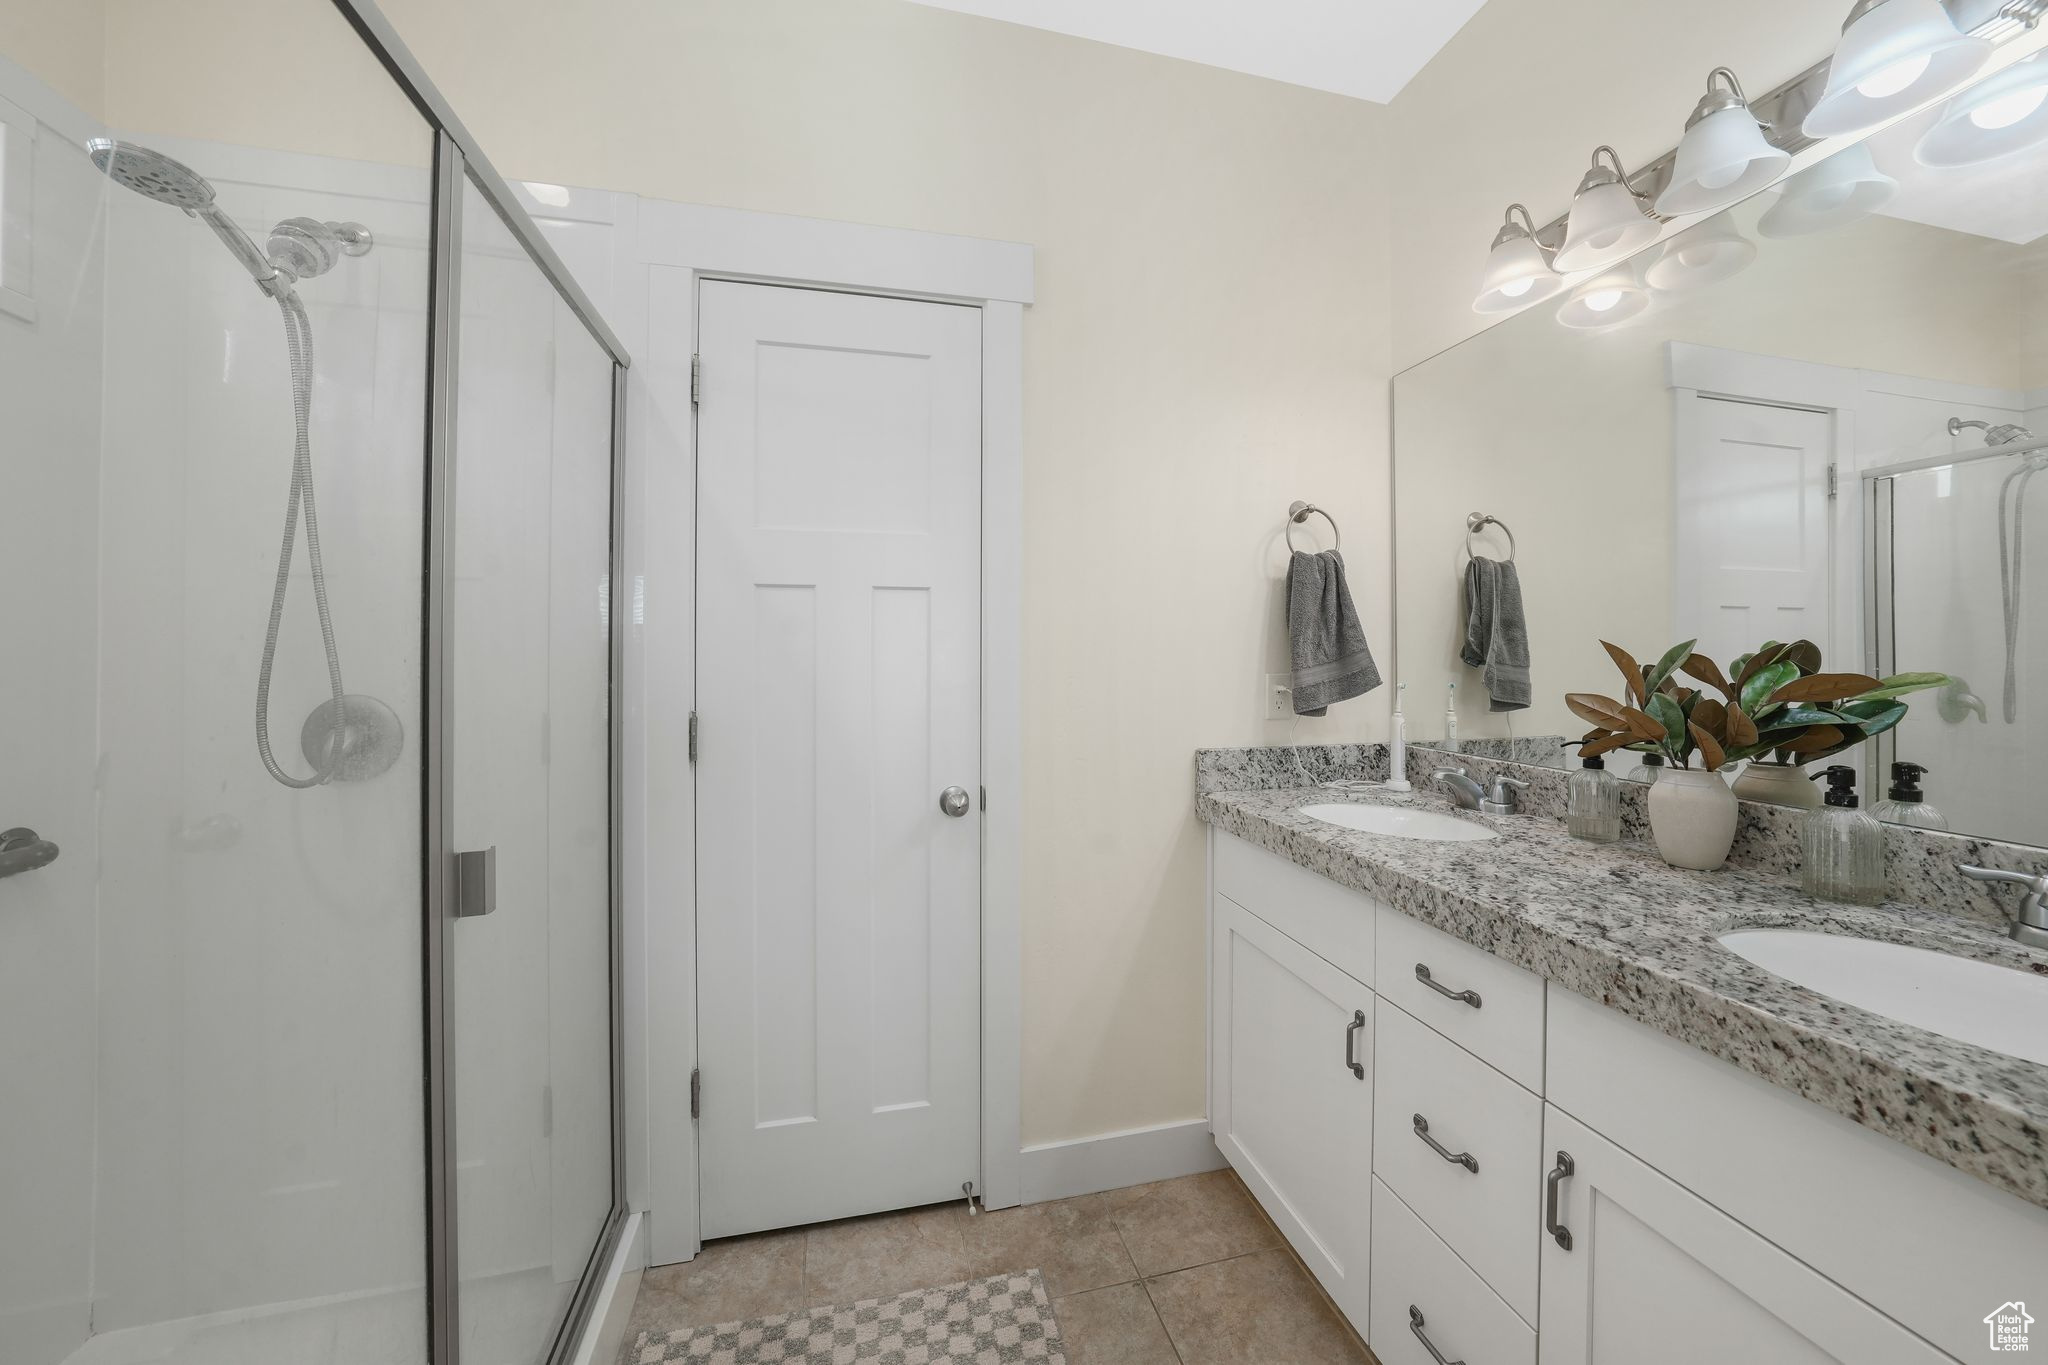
1198 759 2048 1364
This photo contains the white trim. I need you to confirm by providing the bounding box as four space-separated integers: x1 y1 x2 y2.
567 1212 647 1365
1019 1120 1227 1206
630 201 1031 1260
0 92 38 323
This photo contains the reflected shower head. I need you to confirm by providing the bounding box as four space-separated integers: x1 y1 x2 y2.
1950 417 2035 446
87 138 217 210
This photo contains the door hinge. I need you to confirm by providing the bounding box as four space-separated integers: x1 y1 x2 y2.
688 711 699 764
1827 463 1839 500
690 1067 701 1120
690 353 701 407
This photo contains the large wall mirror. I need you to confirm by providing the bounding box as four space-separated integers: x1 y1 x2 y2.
1394 50 2048 850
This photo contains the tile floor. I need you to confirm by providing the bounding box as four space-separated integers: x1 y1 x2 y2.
621 1169 1377 1365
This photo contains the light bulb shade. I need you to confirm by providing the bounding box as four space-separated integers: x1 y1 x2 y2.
1556 263 1650 329
1916 56 2048 166
1803 0 1991 138
1474 232 1565 313
1756 143 1898 237
1644 213 1758 291
1656 106 1791 216
1554 178 1659 273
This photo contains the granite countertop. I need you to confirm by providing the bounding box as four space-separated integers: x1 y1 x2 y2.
1196 780 2048 1212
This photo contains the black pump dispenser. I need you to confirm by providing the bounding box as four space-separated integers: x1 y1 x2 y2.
1565 740 1606 770
1815 765 1860 809
1887 761 1929 803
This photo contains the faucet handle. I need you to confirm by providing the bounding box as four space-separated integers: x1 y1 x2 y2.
1959 864 2048 948
1488 775 1531 801
1959 864 2048 892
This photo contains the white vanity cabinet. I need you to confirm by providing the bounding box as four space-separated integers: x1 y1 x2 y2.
1207 826 2048 1365
1209 895 1375 1328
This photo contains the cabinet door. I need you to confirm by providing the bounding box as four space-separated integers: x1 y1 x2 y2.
1211 895 1373 1331
1539 1106 1948 1365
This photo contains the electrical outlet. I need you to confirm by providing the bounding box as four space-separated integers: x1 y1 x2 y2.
1265 674 1295 719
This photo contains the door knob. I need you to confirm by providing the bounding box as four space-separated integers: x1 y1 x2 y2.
939 786 972 818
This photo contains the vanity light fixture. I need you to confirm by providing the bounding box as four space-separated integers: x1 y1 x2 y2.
1756 142 1899 237
1643 212 1758 291
1554 146 1661 273
1657 69 1791 217
1916 53 2048 165
1803 0 1992 138
1556 261 1650 329
1473 203 1566 313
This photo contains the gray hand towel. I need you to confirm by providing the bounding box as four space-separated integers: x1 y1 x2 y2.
1287 550 1382 716
1461 556 1531 712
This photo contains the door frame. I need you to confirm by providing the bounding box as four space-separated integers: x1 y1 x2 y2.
630 202 1033 1266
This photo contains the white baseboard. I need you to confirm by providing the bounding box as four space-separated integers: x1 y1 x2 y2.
1019 1119 1225 1205
571 1212 647 1365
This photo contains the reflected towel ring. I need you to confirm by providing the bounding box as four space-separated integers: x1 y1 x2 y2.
1466 512 1517 562
1287 500 1341 553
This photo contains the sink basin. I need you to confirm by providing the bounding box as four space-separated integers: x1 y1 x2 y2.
1300 804 1498 843
1718 929 2048 1065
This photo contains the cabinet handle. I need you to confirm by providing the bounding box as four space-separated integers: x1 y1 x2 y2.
1411 1113 1479 1173
1545 1149 1576 1251
1408 1305 1466 1365
1415 962 1481 1009
1343 1009 1366 1080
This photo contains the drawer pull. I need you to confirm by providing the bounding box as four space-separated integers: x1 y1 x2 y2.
1408 1305 1466 1365
1411 1113 1478 1173
1344 1009 1366 1080
1545 1149 1576 1251
1415 962 1482 1009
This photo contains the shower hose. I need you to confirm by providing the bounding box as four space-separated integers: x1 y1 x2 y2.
254 291 348 788
1999 458 2042 726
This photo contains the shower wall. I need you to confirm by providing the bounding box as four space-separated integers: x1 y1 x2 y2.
89 140 434 1333
0 64 106 1365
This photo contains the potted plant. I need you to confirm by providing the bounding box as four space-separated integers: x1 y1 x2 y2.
1567 640 1948 870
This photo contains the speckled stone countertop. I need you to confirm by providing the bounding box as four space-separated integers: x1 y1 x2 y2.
1195 776 2048 1212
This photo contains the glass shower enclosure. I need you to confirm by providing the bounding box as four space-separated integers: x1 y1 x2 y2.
0 3 628 1363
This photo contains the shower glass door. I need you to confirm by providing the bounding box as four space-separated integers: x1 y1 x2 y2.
447 171 620 1365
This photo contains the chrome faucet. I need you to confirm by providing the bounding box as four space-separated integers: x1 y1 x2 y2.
1959 865 2048 950
1480 775 1531 816
1433 768 1486 810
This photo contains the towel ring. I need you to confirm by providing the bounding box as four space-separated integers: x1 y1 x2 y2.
1465 512 1516 563
1287 500 1341 553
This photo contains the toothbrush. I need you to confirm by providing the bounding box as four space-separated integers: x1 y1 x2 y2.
1444 682 1459 755
1387 683 1413 792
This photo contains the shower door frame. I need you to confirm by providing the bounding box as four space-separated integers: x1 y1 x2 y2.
327 4 634 1364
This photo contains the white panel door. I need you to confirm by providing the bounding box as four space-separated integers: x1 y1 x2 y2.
1210 896 1373 1331
696 280 983 1239
1675 396 1834 665
1538 1106 1948 1365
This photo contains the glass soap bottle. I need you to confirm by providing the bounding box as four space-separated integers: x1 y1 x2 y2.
1568 749 1622 844
1801 766 1886 905
1627 752 1665 786
1873 761 1948 831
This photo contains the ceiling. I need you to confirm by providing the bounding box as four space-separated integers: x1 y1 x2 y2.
898 0 1490 104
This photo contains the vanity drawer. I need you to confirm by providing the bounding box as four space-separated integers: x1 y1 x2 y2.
1369 1176 1535 1365
1373 999 1542 1320
1212 831 1375 987
1376 907 1543 1090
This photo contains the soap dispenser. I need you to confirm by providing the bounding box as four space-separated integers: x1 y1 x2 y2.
1801 766 1886 905
1872 762 1947 831
1566 744 1622 844
1626 752 1665 786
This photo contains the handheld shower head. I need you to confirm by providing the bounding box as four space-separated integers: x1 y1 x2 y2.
87 138 218 210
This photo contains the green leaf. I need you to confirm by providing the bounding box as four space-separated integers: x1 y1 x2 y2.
1740 660 1800 717
1765 706 1855 729
1644 640 1698 697
1647 692 1688 753
1841 701 1909 740
1847 672 1952 703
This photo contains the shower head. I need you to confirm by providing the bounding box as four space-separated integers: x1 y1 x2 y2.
87 138 218 210
1950 416 2035 446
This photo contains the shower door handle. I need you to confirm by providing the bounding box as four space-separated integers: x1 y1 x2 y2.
453 847 497 918
0 827 59 880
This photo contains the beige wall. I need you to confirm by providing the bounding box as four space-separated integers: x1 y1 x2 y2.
1387 0 1846 372
83 0 1395 1148
0 1 104 115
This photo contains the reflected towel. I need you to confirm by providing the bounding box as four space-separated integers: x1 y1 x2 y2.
1287 550 1382 716
1462 556 1530 712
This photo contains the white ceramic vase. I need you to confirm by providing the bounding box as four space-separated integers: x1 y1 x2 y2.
1648 768 1740 871
1730 760 1822 809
